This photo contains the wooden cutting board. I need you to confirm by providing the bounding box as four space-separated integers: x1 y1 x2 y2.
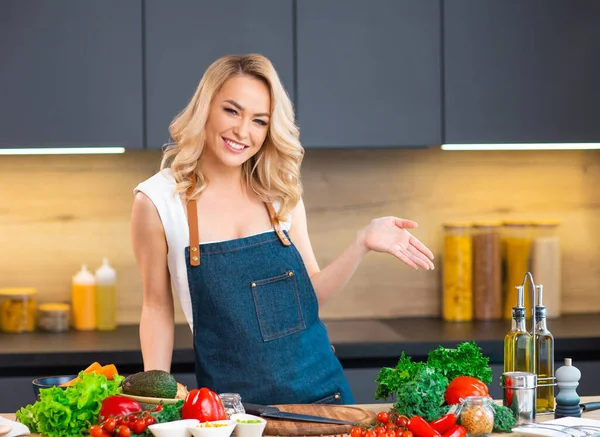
263 404 377 436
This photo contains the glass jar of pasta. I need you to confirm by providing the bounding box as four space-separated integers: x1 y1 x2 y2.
502 221 534 320
442 222 473 322
0 288 37 333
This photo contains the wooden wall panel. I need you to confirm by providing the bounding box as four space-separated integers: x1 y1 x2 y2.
0 148 598 325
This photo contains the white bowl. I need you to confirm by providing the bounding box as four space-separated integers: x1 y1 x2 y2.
148 419 200 437
189 419 237 437
230 414 267 437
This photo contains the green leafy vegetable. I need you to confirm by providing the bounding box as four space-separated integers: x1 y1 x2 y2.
154 400 183 423
391 367 449 422
427 341 493 384
375 352 424 400
492 403 516 433
16 371 124 437
375 341 494 423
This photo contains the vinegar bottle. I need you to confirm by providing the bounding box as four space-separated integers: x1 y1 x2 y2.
72 264 96 330
95 257 117 330
504 285 532 373
533 284 555 413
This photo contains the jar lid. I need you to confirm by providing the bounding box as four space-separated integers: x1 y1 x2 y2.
472 220 503 227
502 371 537 388
443 221 472 228
502 220 533 227
0 288 37 297
531 219 561 227
38 303 70 312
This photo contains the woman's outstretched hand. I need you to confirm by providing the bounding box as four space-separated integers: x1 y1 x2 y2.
357 217 435 270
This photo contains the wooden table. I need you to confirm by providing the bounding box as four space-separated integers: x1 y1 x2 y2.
3 396 600 436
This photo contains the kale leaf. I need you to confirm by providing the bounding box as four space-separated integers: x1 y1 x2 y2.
426 341 493 383
392 367 449 422
492 403 516 433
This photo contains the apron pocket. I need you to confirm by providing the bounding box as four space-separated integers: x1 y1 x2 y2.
313 392 343 405
251 269 306 342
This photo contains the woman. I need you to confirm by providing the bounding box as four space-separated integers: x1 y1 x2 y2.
131 54 435 405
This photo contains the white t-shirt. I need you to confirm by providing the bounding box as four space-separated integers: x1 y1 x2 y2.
134 169 291 331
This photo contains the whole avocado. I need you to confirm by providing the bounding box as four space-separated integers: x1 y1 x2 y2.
122 370 178 399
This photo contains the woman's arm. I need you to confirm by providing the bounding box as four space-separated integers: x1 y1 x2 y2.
130 192 175 372
289 198 435 304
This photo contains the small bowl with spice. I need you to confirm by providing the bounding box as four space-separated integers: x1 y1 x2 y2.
230 414 266 437
458 396 495 436
188 420 237 437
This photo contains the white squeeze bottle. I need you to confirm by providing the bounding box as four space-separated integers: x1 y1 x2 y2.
95 258 117 330
72 264 96 330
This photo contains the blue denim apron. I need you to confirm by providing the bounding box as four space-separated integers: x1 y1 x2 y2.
184 200 354 405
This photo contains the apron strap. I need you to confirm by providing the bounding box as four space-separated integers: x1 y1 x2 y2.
187 188 291 267
187 184 200 266
265 203 291 247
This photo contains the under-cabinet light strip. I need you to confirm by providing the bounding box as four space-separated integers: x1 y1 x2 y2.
441 143 600 151
0 147 126 155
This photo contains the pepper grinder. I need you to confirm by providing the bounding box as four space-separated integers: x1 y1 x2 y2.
554 358 581 418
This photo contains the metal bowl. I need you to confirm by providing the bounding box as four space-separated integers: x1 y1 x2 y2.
32 375 77 399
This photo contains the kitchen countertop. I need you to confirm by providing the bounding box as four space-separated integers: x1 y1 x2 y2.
0 314 599 375
3 396 600 436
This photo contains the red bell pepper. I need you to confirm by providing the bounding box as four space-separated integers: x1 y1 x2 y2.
429 413 457 434
442 425 466 437
407 417 441 437
444 376 489 405
182 387 227 422
98 395 142 422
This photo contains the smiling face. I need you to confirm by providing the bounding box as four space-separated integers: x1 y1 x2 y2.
203 74 271 169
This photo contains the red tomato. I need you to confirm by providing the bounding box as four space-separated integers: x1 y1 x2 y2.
396 416 409 428
365 430 377 437
101 417 117 433
403 431 414 437
89 425 108 437
385 429 395 437
377 411 390 424
131 418 147 434
145 415 156 426
394 429 404 437
386 422 396 430
376 426 387 436
351 426 363 437
117 425 131 437
444 376 490 405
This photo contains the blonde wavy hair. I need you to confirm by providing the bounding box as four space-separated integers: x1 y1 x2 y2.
161 54 303 221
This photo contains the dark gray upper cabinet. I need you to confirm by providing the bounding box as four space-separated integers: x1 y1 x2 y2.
444 0 600 144
0 1 143 149
296 0 441 148
145 0 294 150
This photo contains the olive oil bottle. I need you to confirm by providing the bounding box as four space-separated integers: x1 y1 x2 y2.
533 285 555 413
504 285 532 373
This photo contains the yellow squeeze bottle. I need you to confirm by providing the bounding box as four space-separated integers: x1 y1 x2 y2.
72 264 96 330
95 257 117 330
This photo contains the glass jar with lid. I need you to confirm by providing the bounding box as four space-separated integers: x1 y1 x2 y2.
442 222 473 322
219 393 245 419
502 220 534 320
472 221 503 321
38 303 71 332
0 288 37 333
459 396 495 436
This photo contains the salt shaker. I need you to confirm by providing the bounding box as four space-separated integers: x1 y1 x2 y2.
502 371 537 425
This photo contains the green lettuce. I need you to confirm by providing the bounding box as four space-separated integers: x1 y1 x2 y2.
16 371 124 437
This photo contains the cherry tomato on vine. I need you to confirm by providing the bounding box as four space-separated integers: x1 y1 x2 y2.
377 411 390 424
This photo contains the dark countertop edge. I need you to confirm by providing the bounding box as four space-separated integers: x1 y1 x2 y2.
1 314 599 373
